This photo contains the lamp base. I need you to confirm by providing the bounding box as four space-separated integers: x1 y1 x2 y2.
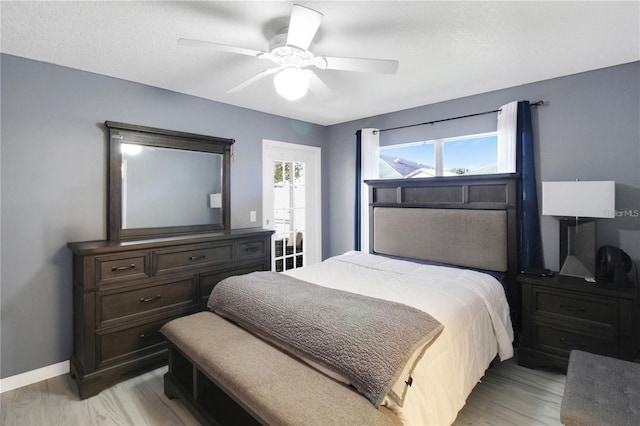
559 219 595 279
560 255 594 278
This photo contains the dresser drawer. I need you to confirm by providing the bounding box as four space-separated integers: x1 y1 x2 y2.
99 278 197 325
532 322 617 359
97 317 171 368
237 239 267 261
96 252 149 285
154 243 234 274
534 288 618 325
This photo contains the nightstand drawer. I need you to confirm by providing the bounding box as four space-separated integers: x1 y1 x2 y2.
533 323 617 358
534 289 617 325
99 278 197 325
517 273 638 370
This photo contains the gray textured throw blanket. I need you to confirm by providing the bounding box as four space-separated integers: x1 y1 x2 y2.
207 271 443 407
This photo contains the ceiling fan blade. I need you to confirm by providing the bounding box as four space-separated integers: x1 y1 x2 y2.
305 70 334 101
320 56 399 74
226 67 281 94
286 5 323 51
178 38 266 57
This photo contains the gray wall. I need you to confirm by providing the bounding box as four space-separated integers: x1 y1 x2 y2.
327 61 640 274
0 54 329 378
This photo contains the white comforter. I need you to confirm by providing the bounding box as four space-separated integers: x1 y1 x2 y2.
284 251 514 426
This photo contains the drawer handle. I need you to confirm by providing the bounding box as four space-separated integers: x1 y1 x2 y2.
560 304 586 313
139 330 160 340
188 255 206 261
111 263 136 272
244 246 259 253
560 337 586 347
139 294 162 303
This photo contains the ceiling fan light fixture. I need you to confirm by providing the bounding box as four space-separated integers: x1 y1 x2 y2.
274 66 309 101
179 4 398 98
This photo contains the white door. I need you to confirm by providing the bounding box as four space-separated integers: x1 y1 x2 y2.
262 140 321 272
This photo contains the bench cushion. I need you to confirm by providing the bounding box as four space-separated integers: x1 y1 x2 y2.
161 312 401 426
561 350 640 426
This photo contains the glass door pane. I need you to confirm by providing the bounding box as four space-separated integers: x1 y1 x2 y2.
272 160 305 272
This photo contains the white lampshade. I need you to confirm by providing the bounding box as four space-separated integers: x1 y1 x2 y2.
274 67 309 101
542 181 615 218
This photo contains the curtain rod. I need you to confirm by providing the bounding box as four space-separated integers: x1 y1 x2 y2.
374 100 544 134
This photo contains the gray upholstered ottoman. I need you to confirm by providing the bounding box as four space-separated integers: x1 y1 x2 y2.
561 350 640 426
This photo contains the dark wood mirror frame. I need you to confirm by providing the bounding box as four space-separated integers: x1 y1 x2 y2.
106 121 234 241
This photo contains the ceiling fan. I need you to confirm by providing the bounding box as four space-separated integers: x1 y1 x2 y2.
178 4 399 101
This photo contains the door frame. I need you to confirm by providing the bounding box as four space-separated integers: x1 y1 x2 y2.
262 139 322 268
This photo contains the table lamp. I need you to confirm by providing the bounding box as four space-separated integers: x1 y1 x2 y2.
542 180 615 278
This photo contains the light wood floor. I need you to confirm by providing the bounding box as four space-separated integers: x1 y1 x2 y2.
452 359 565 426
1 357 565 426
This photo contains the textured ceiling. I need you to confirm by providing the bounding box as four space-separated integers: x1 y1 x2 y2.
1 1 638 125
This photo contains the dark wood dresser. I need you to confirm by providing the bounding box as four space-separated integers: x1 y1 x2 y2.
68 228 273 399
518 273 638 370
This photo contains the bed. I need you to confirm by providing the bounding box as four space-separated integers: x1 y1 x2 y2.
161 173 519 425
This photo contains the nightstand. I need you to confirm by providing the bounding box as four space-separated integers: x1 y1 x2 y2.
518 273 638 370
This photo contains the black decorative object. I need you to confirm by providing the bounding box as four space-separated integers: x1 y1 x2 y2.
596 245 633 288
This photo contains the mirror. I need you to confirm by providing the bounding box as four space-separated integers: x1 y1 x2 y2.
121 144 223 229
106 121 233 241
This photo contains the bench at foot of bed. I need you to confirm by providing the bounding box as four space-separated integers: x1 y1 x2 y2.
161 311 401 426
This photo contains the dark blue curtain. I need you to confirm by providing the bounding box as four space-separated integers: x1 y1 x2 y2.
354 130 362 251
517 101 544 270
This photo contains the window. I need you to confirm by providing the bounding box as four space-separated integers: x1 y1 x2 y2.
379 132 498 178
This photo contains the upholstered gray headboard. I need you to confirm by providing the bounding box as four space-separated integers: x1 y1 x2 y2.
366 174 520 318
373 207 508 272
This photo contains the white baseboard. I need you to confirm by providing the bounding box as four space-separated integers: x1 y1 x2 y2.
0 360 69 393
